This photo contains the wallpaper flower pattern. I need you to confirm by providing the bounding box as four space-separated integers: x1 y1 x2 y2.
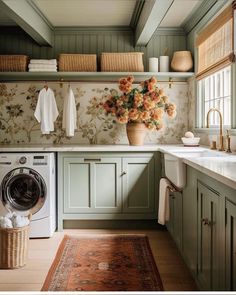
0 82 189 145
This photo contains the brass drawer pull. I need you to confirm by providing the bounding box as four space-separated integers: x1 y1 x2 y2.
84 158 101 162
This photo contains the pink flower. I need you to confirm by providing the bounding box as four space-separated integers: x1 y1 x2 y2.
152 108 164 120
134 92 143 108
139 111 150 121
143 98 156 110
129 108 139 121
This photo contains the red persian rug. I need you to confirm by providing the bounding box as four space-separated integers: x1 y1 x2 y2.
42 234 164 291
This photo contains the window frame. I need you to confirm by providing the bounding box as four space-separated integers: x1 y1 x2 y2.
194 2 236 135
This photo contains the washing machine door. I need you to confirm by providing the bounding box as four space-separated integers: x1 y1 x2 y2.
1 167 46 215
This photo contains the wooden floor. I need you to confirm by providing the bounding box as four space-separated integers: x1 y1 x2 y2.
0 229 197 292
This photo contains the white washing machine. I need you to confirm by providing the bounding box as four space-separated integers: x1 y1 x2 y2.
0 153 56 238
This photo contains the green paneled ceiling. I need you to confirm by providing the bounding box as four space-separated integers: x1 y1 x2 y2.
0 0 213 46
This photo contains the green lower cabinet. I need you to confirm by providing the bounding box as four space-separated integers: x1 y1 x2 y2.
58 152 157 227
197 181 220 291
122 157 155 213
63 156 122 213
166 191 183 251
226 199 236 290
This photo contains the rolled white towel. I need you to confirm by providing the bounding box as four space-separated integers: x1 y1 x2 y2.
28 64 57 70
30 59 57 65
29 68 57 72
0 216 13 228
11 215 30 228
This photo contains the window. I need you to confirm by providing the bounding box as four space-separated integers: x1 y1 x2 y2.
198 66 231 127
196 2 234 129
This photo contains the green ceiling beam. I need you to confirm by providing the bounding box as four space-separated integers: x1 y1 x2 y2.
0 0 53 46
134 0 174 46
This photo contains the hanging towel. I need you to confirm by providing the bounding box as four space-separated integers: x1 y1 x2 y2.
34 87 59 134
30 59 57 65
158 177 173 225
62 86 77 137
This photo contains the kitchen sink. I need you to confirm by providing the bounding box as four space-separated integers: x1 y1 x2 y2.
164 149 228 189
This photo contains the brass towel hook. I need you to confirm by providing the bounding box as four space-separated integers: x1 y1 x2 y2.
59 78 64 88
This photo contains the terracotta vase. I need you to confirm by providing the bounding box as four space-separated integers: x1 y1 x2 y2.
171 51 193 72
126 122 147 146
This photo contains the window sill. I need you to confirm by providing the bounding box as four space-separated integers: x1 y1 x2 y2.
194 128 236 136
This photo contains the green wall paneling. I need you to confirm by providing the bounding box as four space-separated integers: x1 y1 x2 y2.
0 27 187 71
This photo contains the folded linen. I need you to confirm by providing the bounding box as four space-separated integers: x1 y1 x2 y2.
29 69 57 72
28 64 57 70
12 215 30 228
0 216 13 228
30 59 57 65
0 213 30 228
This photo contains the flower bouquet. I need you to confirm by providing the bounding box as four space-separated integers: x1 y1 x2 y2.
103 76 176 145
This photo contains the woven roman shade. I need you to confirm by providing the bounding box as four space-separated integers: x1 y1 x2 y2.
196 2 235 80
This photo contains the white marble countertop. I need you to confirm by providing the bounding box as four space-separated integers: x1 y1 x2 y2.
0 143 235 190
0 144 162 152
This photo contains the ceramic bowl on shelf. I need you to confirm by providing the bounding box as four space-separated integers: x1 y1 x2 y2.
181 137 200 146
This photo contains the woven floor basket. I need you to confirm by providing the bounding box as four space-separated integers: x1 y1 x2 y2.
0 55 28 72
0 225 29 269
59 54 97 71
101 52 144 72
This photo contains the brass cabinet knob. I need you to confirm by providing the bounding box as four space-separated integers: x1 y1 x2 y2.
202 218 211 225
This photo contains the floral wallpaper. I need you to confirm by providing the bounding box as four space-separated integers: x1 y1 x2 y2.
0 82 189 145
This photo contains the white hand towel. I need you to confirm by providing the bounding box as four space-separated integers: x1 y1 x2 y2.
34 87 59 134
62 86 77 137
30 59 57 65
158 178 173 225
28 64 57 70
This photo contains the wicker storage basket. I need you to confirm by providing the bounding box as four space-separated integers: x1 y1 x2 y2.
0 225 29 269
0 55 28 72
59 54 97 71
101 52 144 72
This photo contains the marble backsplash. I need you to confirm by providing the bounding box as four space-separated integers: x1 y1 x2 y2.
0 81 189 145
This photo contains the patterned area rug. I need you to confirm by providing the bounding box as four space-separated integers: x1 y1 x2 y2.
42 234 164 291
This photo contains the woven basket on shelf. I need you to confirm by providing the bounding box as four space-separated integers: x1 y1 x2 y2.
58 54 97 71
0 225 30 269
101 52 144 72
0 55 28 72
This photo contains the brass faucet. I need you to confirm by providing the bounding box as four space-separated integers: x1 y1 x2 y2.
206 108 224 151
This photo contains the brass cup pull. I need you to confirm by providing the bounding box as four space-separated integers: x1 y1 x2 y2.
121 171 127 176
202 218 211 226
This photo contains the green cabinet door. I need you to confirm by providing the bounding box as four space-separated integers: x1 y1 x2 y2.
226 199 236 290
197 181 220 291
63 156 122 214
122 157 155 213
166 191 183 251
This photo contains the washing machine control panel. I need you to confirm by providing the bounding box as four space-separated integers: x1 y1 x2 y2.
19 156 27 164
33 155 48 166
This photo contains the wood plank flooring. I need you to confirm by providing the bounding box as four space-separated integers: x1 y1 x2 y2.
0 229 197 292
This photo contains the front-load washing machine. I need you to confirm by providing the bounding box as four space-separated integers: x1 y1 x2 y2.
0 153 56 238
